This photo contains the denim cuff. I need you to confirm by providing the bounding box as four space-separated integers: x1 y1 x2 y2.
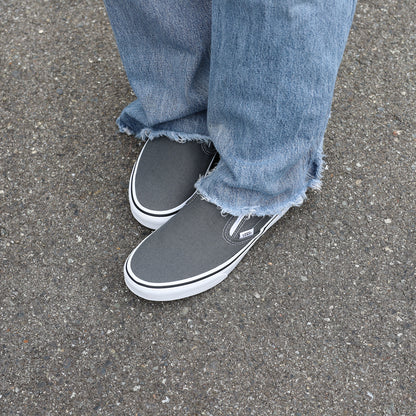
116 113 212 145
195 153 324 217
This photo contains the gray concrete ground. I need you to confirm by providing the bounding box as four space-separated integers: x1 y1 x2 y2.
1 0 415 414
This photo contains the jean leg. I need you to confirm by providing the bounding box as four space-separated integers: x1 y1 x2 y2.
103 0 212 142
196 0 357 216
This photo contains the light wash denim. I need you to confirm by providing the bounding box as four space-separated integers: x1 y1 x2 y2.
104 0 357 216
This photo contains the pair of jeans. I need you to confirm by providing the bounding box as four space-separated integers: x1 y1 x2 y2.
104 0 357 216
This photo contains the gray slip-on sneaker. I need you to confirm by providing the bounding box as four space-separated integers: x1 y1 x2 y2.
124 196 289 301
129 137 217 230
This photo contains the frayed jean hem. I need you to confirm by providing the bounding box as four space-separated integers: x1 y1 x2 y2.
195 176 322 217
195 152 325 217
117 110 325 218
116 117 212 145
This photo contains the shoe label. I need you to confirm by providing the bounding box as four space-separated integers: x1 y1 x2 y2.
240 228 254 239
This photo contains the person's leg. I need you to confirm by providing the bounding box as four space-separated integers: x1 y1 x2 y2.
196 0 357 216
124 0 357 301
104 0 216 229
103 0 212 142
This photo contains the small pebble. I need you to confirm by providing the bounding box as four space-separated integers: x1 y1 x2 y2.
180 306 190 316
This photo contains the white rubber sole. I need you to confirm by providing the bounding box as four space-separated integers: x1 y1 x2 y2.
124 262 231 302
129 192 178 230
123 207 289 301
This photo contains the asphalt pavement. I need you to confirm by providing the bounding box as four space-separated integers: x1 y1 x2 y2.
1 1 415 414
